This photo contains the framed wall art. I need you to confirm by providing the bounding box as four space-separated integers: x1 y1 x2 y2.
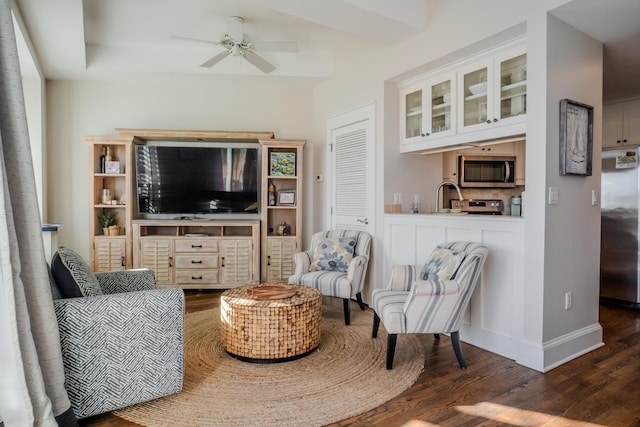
270 152 296 176
559 99 593 176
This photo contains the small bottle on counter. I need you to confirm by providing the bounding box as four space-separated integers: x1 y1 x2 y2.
412 193 420 213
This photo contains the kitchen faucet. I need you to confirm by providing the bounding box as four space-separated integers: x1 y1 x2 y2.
435 181 464 212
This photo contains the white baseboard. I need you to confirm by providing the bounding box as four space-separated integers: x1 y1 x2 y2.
516 322 603 372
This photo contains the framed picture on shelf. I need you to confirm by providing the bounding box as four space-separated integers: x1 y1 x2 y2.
277 190 296 206
270 152 296 176
559 99 593 176
105 161 121 174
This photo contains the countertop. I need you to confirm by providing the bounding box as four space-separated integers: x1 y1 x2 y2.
385 213 525 220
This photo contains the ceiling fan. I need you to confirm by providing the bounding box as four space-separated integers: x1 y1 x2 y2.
171 16 299 74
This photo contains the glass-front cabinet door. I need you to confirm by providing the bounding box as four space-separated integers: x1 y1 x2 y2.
400 74 456 144
401 83 425 142
427 72 456 138
459 59 493 133
459 46 527 134
496 49 527 122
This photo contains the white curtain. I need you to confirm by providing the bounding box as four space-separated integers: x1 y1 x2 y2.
0 1 75 425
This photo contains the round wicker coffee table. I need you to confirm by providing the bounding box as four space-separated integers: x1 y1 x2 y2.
220 283 322 363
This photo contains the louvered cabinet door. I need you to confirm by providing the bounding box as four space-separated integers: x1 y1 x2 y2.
220 239 253 285
265 237 297 282
139 238 174 286
94 237 126 272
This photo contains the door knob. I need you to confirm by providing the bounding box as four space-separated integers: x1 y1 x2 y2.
356 218 369 225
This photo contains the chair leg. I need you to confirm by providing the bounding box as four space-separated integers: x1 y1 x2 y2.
372 313 380 338
355 292 366 310
450 331 467 369
386 334 397 370
343 298 351 325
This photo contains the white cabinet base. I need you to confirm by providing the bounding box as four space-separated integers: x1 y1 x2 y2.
383 214 524 360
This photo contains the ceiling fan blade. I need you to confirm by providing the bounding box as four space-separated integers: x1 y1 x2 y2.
243 50 276 73
170 35 219 46
226 16 244 42
253 41 299 53
200 50 231 68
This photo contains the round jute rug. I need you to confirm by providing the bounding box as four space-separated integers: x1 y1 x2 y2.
114 300 425 427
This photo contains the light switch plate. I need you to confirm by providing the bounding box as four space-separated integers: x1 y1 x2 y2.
549 187 559 205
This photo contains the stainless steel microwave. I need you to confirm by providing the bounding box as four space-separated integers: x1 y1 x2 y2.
458 155 516 188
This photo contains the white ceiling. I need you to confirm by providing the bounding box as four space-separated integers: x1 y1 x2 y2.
12 0 640 100
13 0 428 81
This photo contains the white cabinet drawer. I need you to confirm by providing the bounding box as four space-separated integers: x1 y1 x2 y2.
175 269 219 285
174 254 218 269
175 239 219 253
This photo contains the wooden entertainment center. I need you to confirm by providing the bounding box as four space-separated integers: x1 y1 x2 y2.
85 128 305 289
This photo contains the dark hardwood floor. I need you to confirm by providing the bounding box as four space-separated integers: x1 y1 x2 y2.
82 291 640 427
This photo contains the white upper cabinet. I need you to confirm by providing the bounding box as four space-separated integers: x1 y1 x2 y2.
459 45 527 134
400 40 526 154
400 72 456 144
497 49 527 123
602 99 640 149
428 73 457 139
400 82 426 143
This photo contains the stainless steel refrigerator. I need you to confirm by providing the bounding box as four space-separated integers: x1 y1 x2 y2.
600 147 640 305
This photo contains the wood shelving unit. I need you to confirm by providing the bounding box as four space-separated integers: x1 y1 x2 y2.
260 139 306 282
85 135 142 271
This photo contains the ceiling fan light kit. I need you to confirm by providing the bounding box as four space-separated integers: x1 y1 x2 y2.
173 15 299 74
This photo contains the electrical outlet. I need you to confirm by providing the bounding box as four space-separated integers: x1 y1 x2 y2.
565 292 572 310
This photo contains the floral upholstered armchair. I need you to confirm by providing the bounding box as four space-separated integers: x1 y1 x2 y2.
288 230 372 325
49 246 184 419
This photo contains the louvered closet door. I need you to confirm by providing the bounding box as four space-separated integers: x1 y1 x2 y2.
328 103 375 233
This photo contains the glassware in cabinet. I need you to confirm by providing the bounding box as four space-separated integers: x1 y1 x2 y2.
429 75 455 136
499 53 527 120
404 88 424 139
461 65 490 129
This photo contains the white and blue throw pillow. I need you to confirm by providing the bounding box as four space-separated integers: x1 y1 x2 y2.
419 247 465 281
309 237 356 272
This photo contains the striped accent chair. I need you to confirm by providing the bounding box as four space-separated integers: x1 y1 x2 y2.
372 242 488 369
288 230 372 325
50 248 185 419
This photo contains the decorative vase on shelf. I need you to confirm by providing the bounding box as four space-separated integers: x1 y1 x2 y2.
268 183 276 206
105 146 112 162
277 222 288 236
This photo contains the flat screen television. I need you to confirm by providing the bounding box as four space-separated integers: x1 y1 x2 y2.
134 143 259 216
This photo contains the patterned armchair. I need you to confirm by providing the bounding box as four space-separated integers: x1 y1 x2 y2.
50 247 184 419
288 230 372 325
372 242 488 369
